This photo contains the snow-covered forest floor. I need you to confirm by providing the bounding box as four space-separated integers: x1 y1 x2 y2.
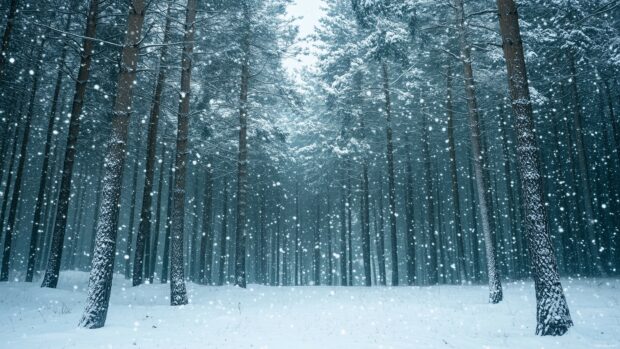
0 272 618 349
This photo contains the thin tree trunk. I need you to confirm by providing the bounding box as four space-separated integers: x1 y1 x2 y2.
446 64 466 283
339 176 347 286
314 198 321 285
79 0 147 328
133 2 172 286
199 165 214 284
381 61 399 286
124 136 141 279
1 42 44 281
404 144 416 285
567 52 605 275
218 177 228 285
26 13 73 282
422 112 439 285
454 0 502 303
234 3 250 289
294 183 301 286
496 0 572 335
160 153 174 284
170 0 197 305
376 188 387 286
148 147 166 284
41 0 99 289
326 194 333 285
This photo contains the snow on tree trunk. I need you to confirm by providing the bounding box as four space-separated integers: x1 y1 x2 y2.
170 0 197 305
496 0 573 335
78 0 147 329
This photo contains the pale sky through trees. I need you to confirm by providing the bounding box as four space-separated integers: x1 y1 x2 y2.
284 0 324 76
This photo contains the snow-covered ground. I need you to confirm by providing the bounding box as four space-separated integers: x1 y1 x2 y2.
0 272 618 349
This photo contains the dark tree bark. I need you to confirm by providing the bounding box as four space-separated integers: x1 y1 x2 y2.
294 183 301 286
160 153 174 284
1 42 44 282
567 52 605 275
375 188 387 286
454 0 502 303
148 147 166 284
381 61 399 286
339 176 347 286
170 0 197 305
41 0 99 289
218 177 228 285
78 0 147 329
361 164 371 286
326 195 333 285
26 12 73 282
496 0 573 335
421 113 439 285
313 198 321 285
199 165 214 284
446 64 466 283
133 2 172 286
404 144 416 285
124 133 142 279
234 3 251 289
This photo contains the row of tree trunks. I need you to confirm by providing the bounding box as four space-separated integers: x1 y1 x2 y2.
41 0 100 289
453 0 502 303
132 1 173 286
1 42 44 281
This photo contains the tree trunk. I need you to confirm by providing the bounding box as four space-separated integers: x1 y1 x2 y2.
199 165 214 284
148 147 166 284
26 13 73 282
133 3 172 286
314 198 322 285
234 4 250 289
446 64 466 283
294 183 301 286
78 0 146 329
567 52 605 275
339 176 347 286
361 164 371 286
41 0 99 289
218 177 228 285
404 144 416 285
124 135 141 279
496 0 572 335
1 42 44 282
422 112 439 285
326 194 333 285
376 188 387 286
170 0 197 305
381 61 398 286
454 0 502 302
160 154 174 284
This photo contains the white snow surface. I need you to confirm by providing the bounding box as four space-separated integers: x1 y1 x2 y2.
1 272 619 348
